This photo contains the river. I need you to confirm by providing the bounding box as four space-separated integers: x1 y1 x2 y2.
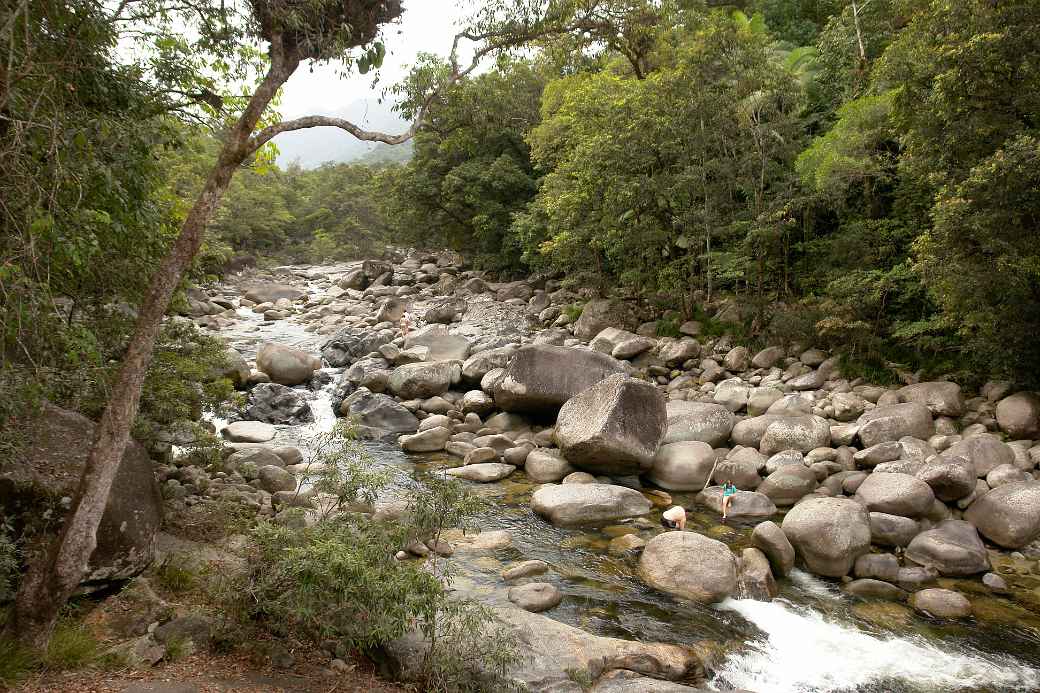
209 263 1040 693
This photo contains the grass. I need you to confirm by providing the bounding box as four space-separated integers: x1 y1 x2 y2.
154 557 200 595
564 667 594 691
163 634 193 662
0 617 101 686
562 302 584 323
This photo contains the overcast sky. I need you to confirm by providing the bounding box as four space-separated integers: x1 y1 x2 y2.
278 1 472 121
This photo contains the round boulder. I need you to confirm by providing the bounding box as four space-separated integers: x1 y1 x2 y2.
647 441 717 491
638 531 737 604
756 465 818 507
905 520 990 576
854 472 935 518
751 520 795 577
508 583 563 613
910 588 971 620
995 392 1040 439
662 401 735 447
856 403 935 448
555 374 667 476
256 343 320 386
964 481 1040 549
525 449 575 483
531 483 651 527
915 456 976 502
781 497 871 577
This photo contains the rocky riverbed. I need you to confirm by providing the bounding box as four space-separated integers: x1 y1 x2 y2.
171 249 1040 692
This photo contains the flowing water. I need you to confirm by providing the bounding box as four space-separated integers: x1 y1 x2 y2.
209 264 1040 693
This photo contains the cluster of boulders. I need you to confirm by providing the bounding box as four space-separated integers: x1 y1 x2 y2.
182 249 1040 625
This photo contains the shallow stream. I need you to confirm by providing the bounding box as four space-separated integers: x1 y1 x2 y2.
212 265 1040 693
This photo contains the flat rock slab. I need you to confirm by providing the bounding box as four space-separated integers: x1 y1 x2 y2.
531 483 652 527
222 421 276 443
445 462 516 482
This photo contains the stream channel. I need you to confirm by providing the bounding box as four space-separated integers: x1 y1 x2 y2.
208 263 1040 693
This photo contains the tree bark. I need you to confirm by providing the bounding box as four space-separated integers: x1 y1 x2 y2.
7 35 300 651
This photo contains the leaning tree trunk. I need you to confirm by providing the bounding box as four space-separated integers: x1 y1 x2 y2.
7 37 299 651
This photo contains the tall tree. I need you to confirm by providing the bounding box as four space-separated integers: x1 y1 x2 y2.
7 0 599 649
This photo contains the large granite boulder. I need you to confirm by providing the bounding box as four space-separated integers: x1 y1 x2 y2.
339 389 419 438
387 361 456 400
321 326 397 367
256 343 320 386
944 436 1016 478
461 346 516 382
781 497 871 577
756 465 818 506
661 401 735 447
854 472 935 518
531 483 651 527
697 487 777 520
905 520 990 576
242 283 304 304
915 456 976 502
964 482 1040 549
0 404 161 587
238 382 312 425
573 299 639 341
555 374 666 476
647 441 717 491
856 403 935 448
493 345 625 413
638 532 738 604
897 382 965 417
995 392 1040 439
403 325 471 362
731 414 830 453
751 520 795 576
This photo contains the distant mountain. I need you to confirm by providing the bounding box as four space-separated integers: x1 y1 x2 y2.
273 98 410 169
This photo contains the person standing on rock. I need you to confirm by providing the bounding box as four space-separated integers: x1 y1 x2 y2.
721 481 738 521
661 505 686 530
400 310 412 335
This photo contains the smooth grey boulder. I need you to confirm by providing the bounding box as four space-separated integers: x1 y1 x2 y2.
845 579 907 601
256 342 320 386
574 299 639 341
732 415 830 454
751 521 795 576
910 588 971 619
321 326 396 367
258 465 296 493
756 465 818 506
662 401 735 447
531 483 651 527
400 426 451 453
915 456 976 501
897 382 965 417
493 345 625 413
555 374 666 476
781 497 871 577
638 531 737 604
243 283 304 304
508 583 563 613
222 420 275 443
854 472 935 518
964 481 1040 548
738 547 778 600
525 449 575 483
340 389 419 437
905 520 990 576
2 404 162 587
856 403 935 448
698 487 777 520
461 346 516 382
945 436 1016 478
388 361 455 400
446 463 516 483
995 391 1040 439
239 382 312 425
403 324 471 362
869 512 920 548
647 441 716 491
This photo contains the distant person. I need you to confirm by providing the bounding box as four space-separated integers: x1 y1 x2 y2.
661 505 686 530
721 481 738 521
400 310 412 336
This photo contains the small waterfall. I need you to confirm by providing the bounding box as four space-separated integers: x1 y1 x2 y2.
712 598 1040 693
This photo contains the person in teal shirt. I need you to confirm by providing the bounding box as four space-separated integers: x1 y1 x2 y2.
721 481 738 521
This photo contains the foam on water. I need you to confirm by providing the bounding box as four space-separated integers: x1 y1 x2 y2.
786 568 840 600
712 598 1040 693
